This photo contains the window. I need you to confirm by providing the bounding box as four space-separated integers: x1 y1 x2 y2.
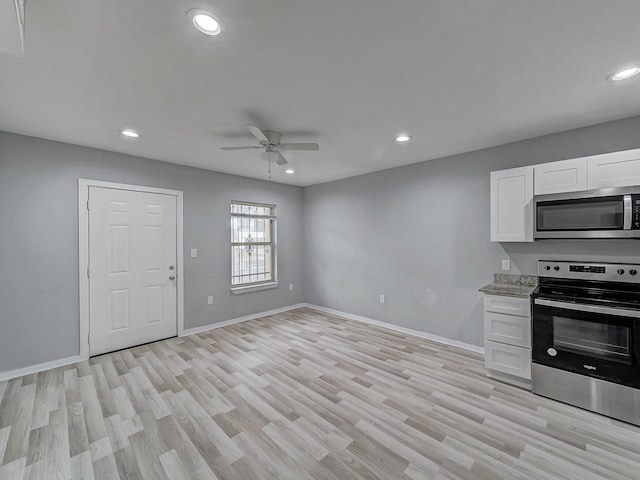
231 201 276 288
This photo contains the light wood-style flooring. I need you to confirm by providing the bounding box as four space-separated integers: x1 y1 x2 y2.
1 307 640 479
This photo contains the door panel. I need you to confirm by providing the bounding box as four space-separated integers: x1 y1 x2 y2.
145 226 163 271
145 286 163 324
89 187 177 356
109 289 130 331
109 225 130 273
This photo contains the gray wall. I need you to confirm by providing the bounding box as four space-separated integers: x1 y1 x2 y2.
0 131 304 373
303 116 640 347
3 115 640 374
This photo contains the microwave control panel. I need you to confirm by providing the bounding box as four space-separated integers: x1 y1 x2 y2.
634 195 640 229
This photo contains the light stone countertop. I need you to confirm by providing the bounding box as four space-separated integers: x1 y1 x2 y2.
479 273 538 298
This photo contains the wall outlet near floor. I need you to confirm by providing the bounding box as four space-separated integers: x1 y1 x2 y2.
502 259 511 271
289 283 294 291
207 296 213 305
190 249 198 258
379 294 385 304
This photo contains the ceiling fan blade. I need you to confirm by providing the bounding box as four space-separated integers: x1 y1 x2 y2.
279 143 319 151
275 150 288 165
245 124 270 143
220 146 263 150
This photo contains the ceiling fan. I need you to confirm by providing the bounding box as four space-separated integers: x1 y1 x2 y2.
221 125 319 166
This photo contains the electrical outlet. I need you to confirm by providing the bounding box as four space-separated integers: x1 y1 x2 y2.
502 259 511 271
289 283 294 291
379 294 385 304
190 249 198 258
207 296 213 305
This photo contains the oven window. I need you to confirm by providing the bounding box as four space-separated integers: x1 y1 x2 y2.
553 316 631 363
537 197 624 231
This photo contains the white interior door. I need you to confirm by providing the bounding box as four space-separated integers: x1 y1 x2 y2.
89 186 177 356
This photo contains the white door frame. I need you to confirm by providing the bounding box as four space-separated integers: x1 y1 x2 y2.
78 179 184 359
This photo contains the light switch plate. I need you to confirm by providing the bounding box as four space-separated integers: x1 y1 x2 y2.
502 259 511 271
207 296 213 305
190 249 197 258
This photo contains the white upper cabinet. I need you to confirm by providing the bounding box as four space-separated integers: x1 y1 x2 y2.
534 158 588 195
490 166 534 242
587 148 640 189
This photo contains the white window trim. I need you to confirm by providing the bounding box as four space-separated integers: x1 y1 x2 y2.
230 200 277 290
78 179 185 360
231 282 279 295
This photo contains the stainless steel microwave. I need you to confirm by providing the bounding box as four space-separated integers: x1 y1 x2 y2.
534 187 640 239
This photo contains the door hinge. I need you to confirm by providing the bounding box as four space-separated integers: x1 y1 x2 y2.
87 200 90 211
87 267 91 278
88 333 90 344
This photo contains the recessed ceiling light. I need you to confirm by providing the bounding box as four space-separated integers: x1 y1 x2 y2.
608 66 640 82
285 169 295 174
395 134 411 142
120 129 140 138
189 9 222 36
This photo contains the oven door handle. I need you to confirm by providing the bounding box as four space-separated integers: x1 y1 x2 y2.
534 298 640 318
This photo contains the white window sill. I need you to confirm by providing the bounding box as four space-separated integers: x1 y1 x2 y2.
231 282 279 295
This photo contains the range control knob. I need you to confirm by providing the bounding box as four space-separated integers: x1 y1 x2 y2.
545 265 551 271
630 269 638 276
617 269 625 275
554 266 560 271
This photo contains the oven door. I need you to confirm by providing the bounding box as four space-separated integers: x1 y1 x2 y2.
532 298 640 388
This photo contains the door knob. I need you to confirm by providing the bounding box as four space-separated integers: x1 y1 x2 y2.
169 276 176 281
169 265 175 270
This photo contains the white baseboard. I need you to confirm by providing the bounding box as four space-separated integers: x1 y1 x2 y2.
0 303 481 382
0 355 83 382
181 303 307 337
304 303 485 355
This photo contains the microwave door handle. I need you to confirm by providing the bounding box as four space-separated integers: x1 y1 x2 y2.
534 298 640 319
624 195 632 229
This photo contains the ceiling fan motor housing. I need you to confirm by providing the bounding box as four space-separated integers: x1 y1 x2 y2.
262 130 281 145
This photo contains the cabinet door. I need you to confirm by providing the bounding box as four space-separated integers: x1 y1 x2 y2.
490 166 534 242
485 341 531 380
534 158 588 195
587 148 640 189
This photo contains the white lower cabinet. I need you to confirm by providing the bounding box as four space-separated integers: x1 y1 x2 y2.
484 295 531 318
485 341 531 380
483 294 532 388
484 311 531 348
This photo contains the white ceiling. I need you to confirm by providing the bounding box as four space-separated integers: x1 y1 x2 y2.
1 0 640 186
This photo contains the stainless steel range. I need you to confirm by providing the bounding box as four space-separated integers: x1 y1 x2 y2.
532 260 640 426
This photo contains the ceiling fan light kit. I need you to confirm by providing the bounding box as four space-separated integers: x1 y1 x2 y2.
221 124 320 174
